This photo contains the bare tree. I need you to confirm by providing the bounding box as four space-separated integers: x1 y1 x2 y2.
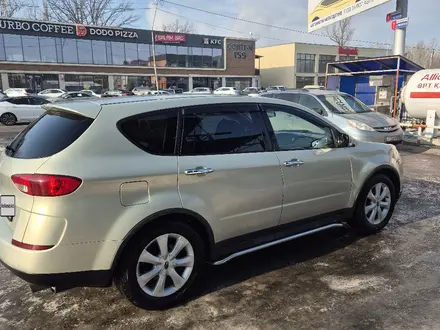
325 18 355 47
44 0 139 27
161 19 195 33
1 0 27 17
406 39 440 69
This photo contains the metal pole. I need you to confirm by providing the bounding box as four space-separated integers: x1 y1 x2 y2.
393 0 408 56
392 57 401 119
151 1 159 91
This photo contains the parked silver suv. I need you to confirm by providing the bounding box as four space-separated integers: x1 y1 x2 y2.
0 95 402 310
260 90 404 144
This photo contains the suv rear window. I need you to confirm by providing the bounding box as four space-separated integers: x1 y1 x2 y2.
6 110 93 159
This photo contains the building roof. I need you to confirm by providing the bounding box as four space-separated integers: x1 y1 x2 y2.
327 55 423 76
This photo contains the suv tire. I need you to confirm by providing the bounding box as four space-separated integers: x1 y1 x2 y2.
114 221 205 310
349 174 397 235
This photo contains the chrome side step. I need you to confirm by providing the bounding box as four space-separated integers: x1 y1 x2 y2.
213 223 345 266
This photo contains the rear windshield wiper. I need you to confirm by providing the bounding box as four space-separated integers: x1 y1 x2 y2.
5 145 15 153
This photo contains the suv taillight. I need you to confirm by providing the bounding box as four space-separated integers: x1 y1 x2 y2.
11 174 82 196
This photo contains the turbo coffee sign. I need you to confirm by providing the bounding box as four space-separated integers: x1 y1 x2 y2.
0 19 139 40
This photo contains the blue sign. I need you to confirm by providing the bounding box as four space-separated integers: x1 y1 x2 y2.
391 13 402 21
396 17 409 29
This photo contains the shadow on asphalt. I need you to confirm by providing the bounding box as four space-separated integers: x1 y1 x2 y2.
189 228 359 304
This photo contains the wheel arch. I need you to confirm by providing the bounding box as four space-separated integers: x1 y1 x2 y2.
355 165 401 204
110 208 216 274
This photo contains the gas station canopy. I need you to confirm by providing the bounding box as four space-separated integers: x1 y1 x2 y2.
327 55 423 76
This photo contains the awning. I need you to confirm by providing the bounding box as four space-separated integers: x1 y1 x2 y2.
327 55 423 76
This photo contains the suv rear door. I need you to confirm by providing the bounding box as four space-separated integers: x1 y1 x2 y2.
261 103 352 225
177 103 283 244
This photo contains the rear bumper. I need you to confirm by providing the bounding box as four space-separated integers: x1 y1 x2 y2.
1 260 112 289
0 216 120 287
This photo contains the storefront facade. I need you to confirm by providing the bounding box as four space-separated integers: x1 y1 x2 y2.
0 18 259 92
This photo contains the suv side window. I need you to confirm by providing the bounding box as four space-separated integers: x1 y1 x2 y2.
274 93 300 103
261 104 334 150
298 94 325 115
181 104 268 156
118 110 178 155
29 97 50 105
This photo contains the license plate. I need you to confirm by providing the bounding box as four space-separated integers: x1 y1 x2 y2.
0 195 15 220
386 136 401 142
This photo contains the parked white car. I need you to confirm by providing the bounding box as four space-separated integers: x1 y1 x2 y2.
132 87 151 96
4 88 35 97
147 90 171 95
80 90 101 98
38 89 66 98
183 87 213 95
214 87 240 96
0 96 51 125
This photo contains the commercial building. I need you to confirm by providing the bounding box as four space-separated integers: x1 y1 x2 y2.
256 42 388 89
0 18 259 92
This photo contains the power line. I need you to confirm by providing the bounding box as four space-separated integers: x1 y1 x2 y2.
157 8 291 43
160 0 437 51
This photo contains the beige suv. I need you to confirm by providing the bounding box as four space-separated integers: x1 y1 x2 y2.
0 95 403 310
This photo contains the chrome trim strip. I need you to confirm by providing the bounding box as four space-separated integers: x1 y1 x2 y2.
213 223 345 266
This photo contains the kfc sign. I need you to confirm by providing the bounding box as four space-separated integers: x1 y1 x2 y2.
338 46 359 56
155 33 186 43
203 38 222 45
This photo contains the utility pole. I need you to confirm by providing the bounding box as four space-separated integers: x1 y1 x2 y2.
393 0 408 56
151 0 160 91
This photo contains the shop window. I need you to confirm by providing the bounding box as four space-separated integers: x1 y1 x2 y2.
318 77 326 87
40 74 60 90
22 36 40 62
202 48 213 68
213 48 223 68
62 38 78 64
297 53 316 73
191 47 203 68
55 38 63 63
296 76 315 89
91 40 107 65
4 34 23 61
152 44 166 67
138 44 151 66
39 37 57 63
65 74 108 92
125 42 139 65
77 40 93 64
339 56 356 61
166 45 179 67
106 41 113 65
0 34 5 61
93 76 109 93
319 55 336 73
178 47 188 67
111 42 125 65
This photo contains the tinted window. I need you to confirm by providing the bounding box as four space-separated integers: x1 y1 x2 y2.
6 111 93 159
8 98 29 105
181 104 267 156
77 40 93 64
62 38 78 63
262 104 334 150
29 97 50 105
274 93 300 103
22 36 40 62
39 37 57 62
118 111 178 155
4 34 23 61
317 94 372 114
298 94 325 114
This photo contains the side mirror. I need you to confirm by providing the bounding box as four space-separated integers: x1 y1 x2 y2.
313 108 324 116
335 131 353 148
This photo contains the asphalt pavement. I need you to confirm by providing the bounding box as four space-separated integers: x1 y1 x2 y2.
1 125 440 329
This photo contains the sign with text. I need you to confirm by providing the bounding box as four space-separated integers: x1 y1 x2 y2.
308 0 392 32
338 46 358 56
0 195 15 217
227 42 254 60
386 10 402 22
395 17 409 29
154 33 186 44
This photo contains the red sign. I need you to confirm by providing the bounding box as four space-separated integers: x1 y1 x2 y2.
386 13 392 22
76 24 87 37
338 46 358 56
154 33 186 43
391 20 397 30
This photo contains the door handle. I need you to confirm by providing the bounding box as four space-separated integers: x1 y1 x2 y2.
184 167 214 175
284 159 304 167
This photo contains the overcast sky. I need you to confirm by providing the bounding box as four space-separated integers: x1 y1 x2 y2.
126 0 439 50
